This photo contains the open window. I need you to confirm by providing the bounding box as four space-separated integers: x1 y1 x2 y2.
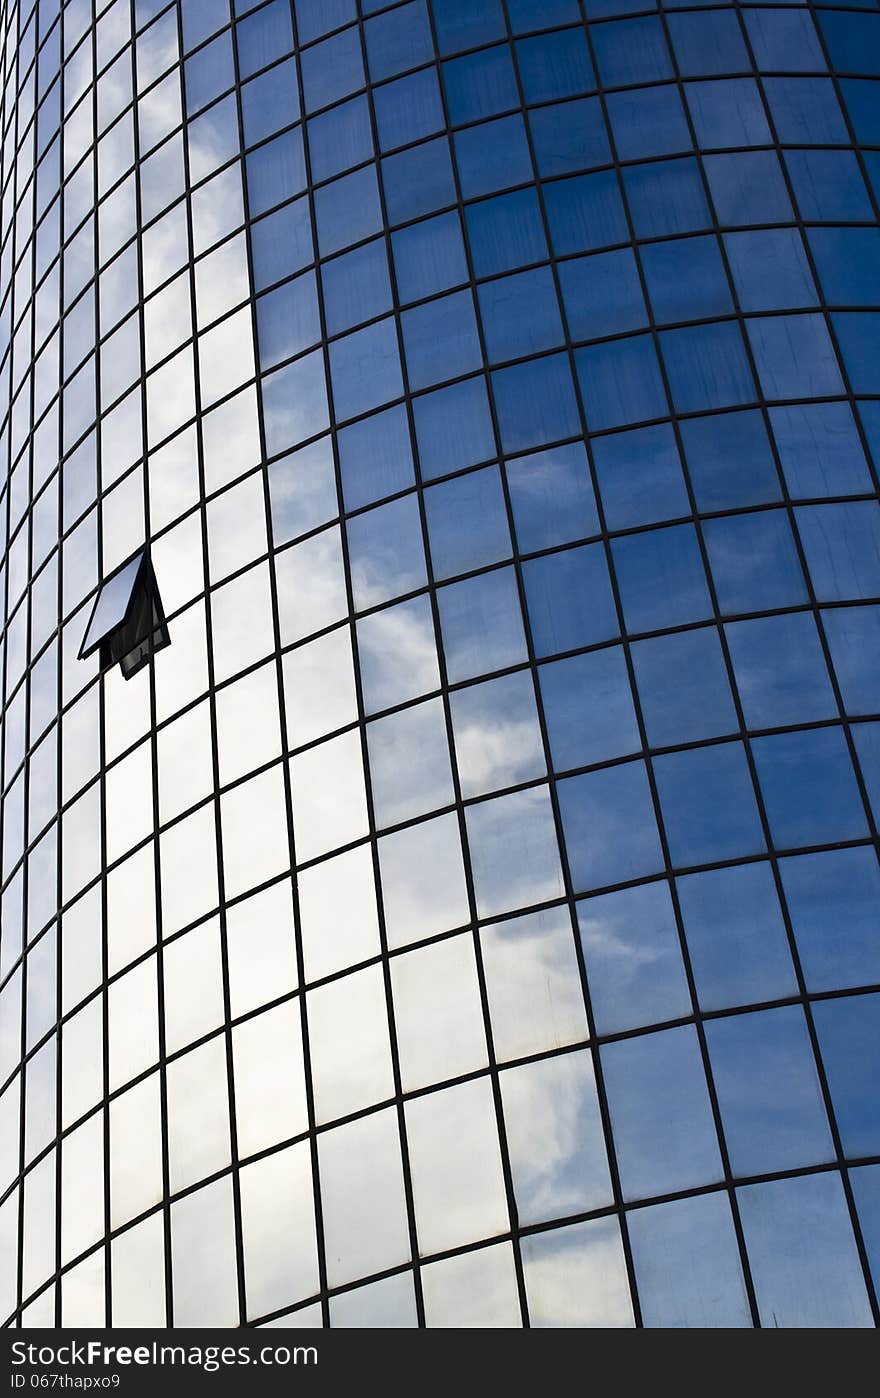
78 550 170 680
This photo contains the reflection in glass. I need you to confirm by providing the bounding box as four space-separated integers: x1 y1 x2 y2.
276 527 347 645
210 563 276 684
308 965 394 1123
502 1051 612 1225
284 627 358 748
226 882 298 1018
406 1078 508 1256
61 1249 105 1327
451 671 545 799
110 1072 164 1230
112 1212 166 1327
707 1006 834 1175
481 906 586 1061
216 664 283 786
602 1025 723 1200
466 786 564 919
357 596 440 713
522 1218 634 1328
220 767 290 900
108 956 159 1092
163 919 225 1054
289 731 368 863
233 1003 308 1158
298 843 380 982
172 1177 239 1328
0 1081 20 1197
677 861 797 1011
330 1272 418 1329
3 0 877 1334
813 993 880 1158
166 1034 231 1193
206 473 266 582
577 881 690 1034
22 1152 55 1303
159 804 219 936
378 814 470 950
629 1193 751 1328
318 1108 410 1288
392 934 487 1092
422 1242 522 1328
738 1173 872 1329
61 1111 105 1266
61 998 102 1130
367 699 455 827
241 1143 318 1320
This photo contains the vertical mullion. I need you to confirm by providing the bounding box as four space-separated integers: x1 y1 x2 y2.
799 0 880 231
48 0 68 1329
375 0 534 1329
171 0 248 1330
2 0 879 1338
12 0 39 1331
719 0 880 1326
86 0 118 1332
605 0 879 1328
125 0 173 1330
233 0 332 1328
291 0 428 1329
46 0 63 1324
501 0 698 1330
573 0 765 1326
0 4 10 1292
720 5 880 837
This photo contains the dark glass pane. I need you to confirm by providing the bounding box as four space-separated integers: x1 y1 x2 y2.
523 543 617 657
375 70 445 152
338 405 415 511
425 466 511 579
780 848 880 994
679 409 779 512
540 646 640 769
559 760 663 892
704 510 807 614
506 441 599 551
632 628 737 746
753 728 869 849
726 613 835 729
677 862 797 1012
530 96 608 177
655 743 765 866
814 994 880 1158
612 524 711 632
466 188 548 278
592 423 689 530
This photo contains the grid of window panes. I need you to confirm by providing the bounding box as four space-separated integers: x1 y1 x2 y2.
1 0 879 1331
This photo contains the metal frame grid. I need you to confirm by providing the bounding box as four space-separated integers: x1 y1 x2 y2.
0 0 878 1329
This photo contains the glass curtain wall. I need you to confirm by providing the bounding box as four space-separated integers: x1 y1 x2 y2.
0 0 879 1329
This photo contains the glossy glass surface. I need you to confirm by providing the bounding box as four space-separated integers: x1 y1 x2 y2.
0 0 878 1332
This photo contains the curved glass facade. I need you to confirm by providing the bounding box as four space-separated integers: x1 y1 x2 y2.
1 0 880 1330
